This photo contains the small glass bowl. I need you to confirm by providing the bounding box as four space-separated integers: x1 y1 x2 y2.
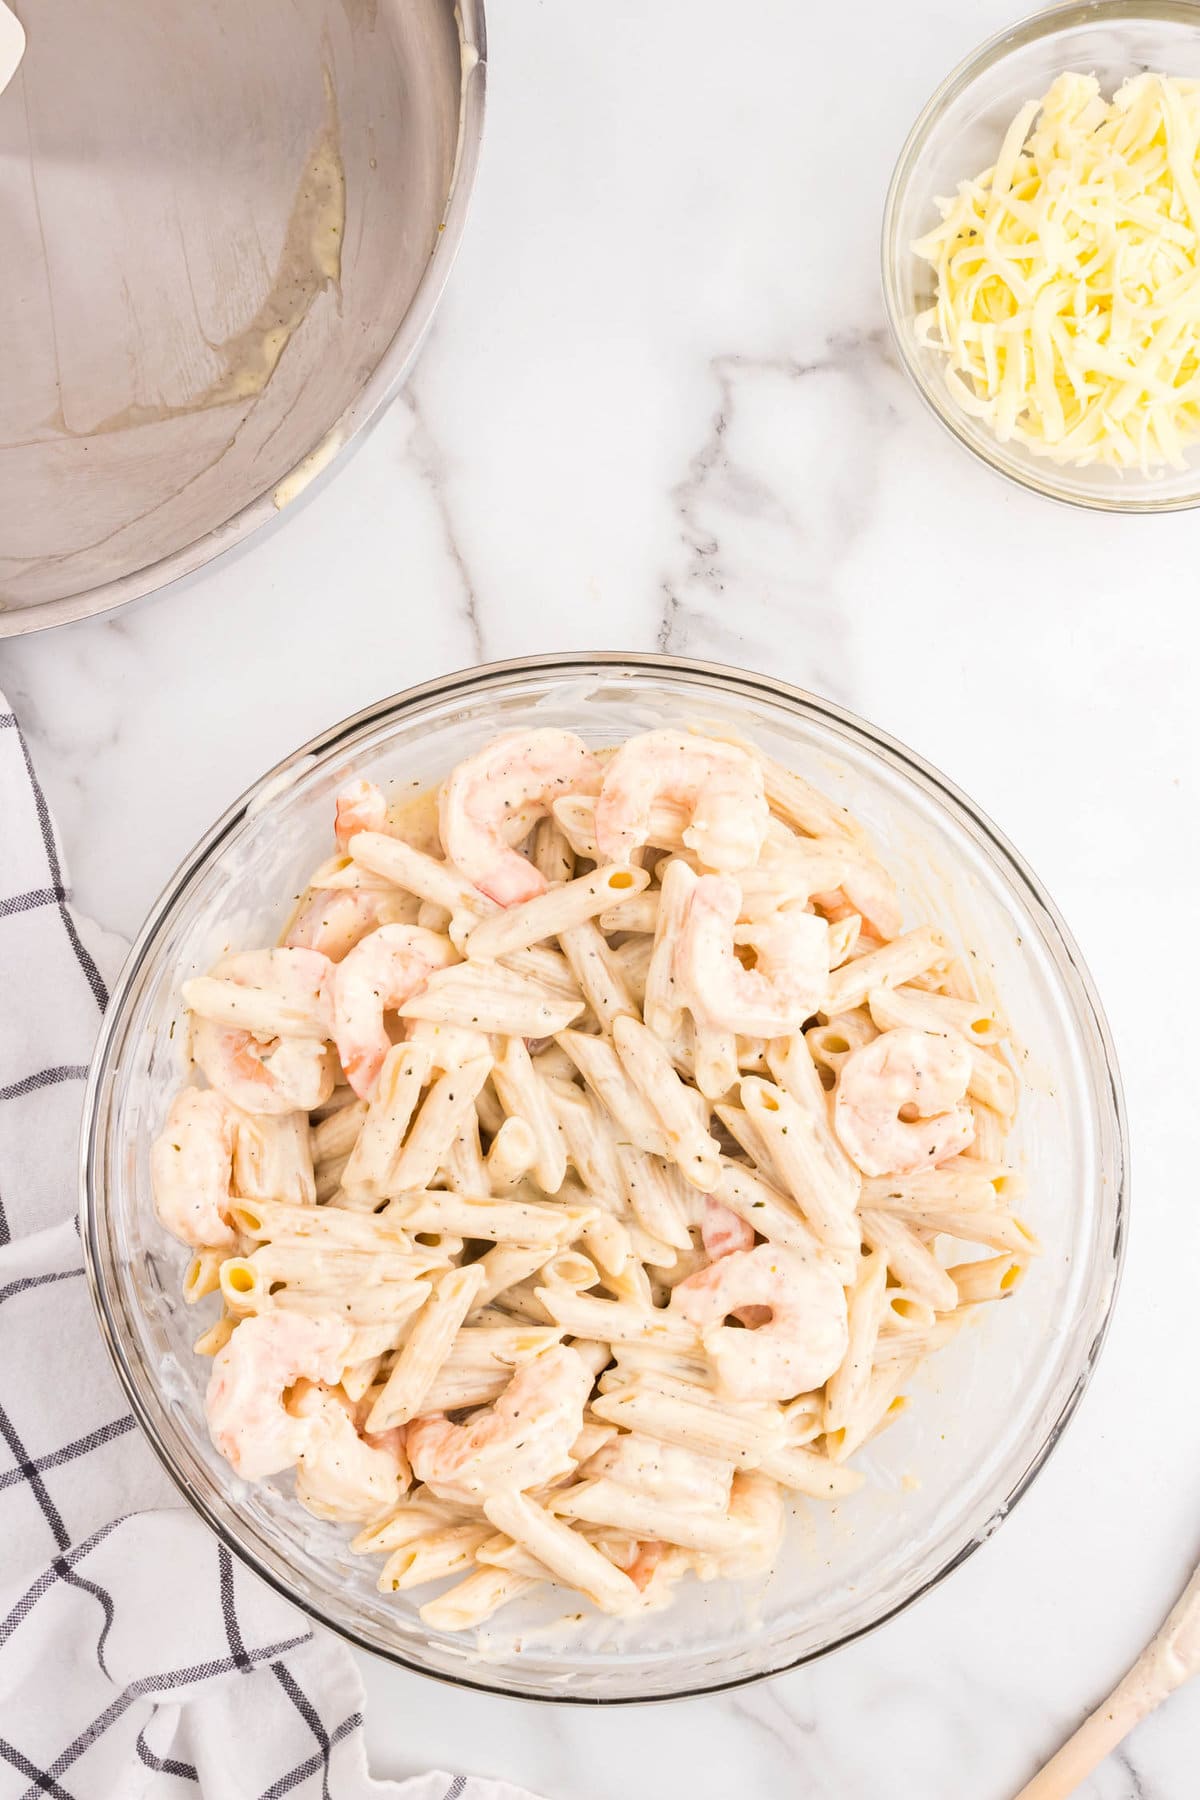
81 655 1127 1701
882 0 1200 512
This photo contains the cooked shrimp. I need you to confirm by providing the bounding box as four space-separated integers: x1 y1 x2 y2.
694 1471 785 1581
288 1381 409 1522
232 1110 315 1206
673 874 829 1036
669 1245 849 1401
192 1020 336 1116
150 1087 240 1249
335 778 389 851
332 923 457 1098
439 729 601 907
405 1344 592 1505
285 888 409 962
700 1195 756 1262
183 947 333 1039
583 1431 733 1511
185 946 337 1116
354 1411 410 1478
813 846 903 943
833 1026 974 1177
594 732 770 873
839 849 903 942
205 1313 355 1481
625 1539 671 1592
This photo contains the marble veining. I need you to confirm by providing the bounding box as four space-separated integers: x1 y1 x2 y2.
401 382 488 666
657 333 899 702
1 0 1198 1795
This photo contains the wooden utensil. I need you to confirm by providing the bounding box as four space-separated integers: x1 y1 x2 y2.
1015 1557 1200 1798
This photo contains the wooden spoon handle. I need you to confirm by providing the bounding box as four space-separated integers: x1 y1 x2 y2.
1012 1684 1156 1800
1014 1561 1200 1800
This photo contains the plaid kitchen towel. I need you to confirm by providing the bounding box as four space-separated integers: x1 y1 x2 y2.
0 698 542 1800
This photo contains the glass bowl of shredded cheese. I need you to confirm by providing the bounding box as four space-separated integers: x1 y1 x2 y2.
884 0 1200 509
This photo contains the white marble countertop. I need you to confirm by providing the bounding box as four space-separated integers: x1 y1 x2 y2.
3 1 1199 1794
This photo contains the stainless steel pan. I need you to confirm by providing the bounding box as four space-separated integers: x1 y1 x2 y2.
0 0 485 633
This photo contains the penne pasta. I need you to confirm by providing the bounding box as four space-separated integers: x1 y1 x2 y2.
311 1096 369 1165
422 1368 513 1411
272 1280 432 1326
764 1032 863 1188
591 1385 783 1467
193 1313 235 1357
858 1210 959 1312
642 858 696 1041
557 918 638 1030
740 1077 860 1271
233 1113 315 1206
180 974 329 1041
712 1161 823 1256
612 1014 721 1190
692 1022 740 1101
230 1197 411 1250
475 1531 558 1584
756 749 864 843
556 1029 672 1159
966 1044 1019 1118
551 1082 625 1203
825 1357 915 1462
823 1249 888 1435
860 1162 1010 1212
947 1253 1028 1305
400 961 584 1036
389 1190 597 1246
352 1498 472 1557
383 1055 494 1194
867 982 1004 1045
368 1264 487 1431
471 1242 556 1307
462 863 649 962
823 926 947 1015
341 1041 434 1194
598 891 659 935
757 1443 865 1498
442 1111 489 1193
963 1102 1009 1163
490 1036 568 1193
536 1287 699 1349
482 1491 640 1615
183 1249 224 1304
484 1115 539 1191
531 816 575 887
551 1477 752 1554
615 1146 693 1251
551 793 601 858
349 830 493 920
159 726 1039 1638
418 1566 539 1630
879 1204 1041 1255
378 1523 492 1592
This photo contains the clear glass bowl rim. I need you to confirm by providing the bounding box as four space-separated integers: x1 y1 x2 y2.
79 651 1130 1703
880 0 1200 515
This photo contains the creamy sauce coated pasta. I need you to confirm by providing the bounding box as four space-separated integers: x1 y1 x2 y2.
152 728 1037 1630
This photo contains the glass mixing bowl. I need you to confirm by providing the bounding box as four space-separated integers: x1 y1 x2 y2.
80 655 1127 1701
882 0 1200 512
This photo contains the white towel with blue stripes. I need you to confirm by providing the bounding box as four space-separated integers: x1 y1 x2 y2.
0 697 541 1800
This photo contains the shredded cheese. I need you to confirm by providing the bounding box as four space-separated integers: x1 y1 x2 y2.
914 72 1200 472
